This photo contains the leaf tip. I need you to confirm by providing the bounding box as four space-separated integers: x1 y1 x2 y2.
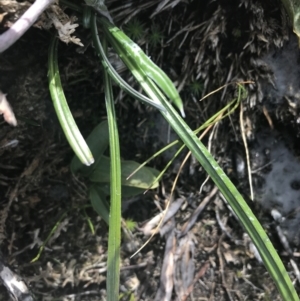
180 108 186 118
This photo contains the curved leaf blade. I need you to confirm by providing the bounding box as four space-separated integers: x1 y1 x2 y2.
71 120 109 175
48 37 94 166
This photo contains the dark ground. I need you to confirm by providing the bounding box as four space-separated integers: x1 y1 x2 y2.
0 0 300 300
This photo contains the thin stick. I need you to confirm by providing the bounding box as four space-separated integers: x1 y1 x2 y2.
262 105 274 129
239 102 254 200
0 0 55 53
199 80 254 102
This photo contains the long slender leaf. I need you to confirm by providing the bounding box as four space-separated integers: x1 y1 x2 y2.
97 18 185 117
92 13 122 301
98 19 185 116
71 121 109 176
90 23 166 112
48 37 94 166
155 82 299 301
98 19 299 300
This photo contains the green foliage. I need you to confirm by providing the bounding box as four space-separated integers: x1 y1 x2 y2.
124 218 137 231
99 17 185 117
188 80 204 98
89 184 110 224
71 121 109 176
124 18 145 41
48 37 94 166
280 0 300 45
232 28 242 38
119 290 135 301
71 120 159 224
148 24 164 46
52 2 300 300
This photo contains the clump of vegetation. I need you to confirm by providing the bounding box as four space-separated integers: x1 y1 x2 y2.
124 18 145 41
148 23 164 46
2 1 299 301
70 121 160 225
124 218 137 231
189 80 204 98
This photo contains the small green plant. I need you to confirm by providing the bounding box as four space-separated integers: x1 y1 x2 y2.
47 2 300 299
189 80 204 98
119 290 135 301
124 218 137 231
124 18 145 41
232 28 242 38
147 23 164 46
71 120 160 224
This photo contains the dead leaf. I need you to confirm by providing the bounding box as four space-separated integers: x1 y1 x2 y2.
0 91 17 126
44 4 84 47
0 12 8 23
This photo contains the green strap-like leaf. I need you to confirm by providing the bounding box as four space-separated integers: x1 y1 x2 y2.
95 15 122 301
98 20 299 298
71 121 109 176
48 37 94 166
98 17 185 117
90 19 166 112
156 83 300 301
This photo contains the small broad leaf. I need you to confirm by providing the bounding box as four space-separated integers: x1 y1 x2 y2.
144 166 160 177
88 155 111 182
89 156 159 189
121 186 146 198
120 161 159 188
89 184 110 224
94 184 147 199
71 120 109 176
